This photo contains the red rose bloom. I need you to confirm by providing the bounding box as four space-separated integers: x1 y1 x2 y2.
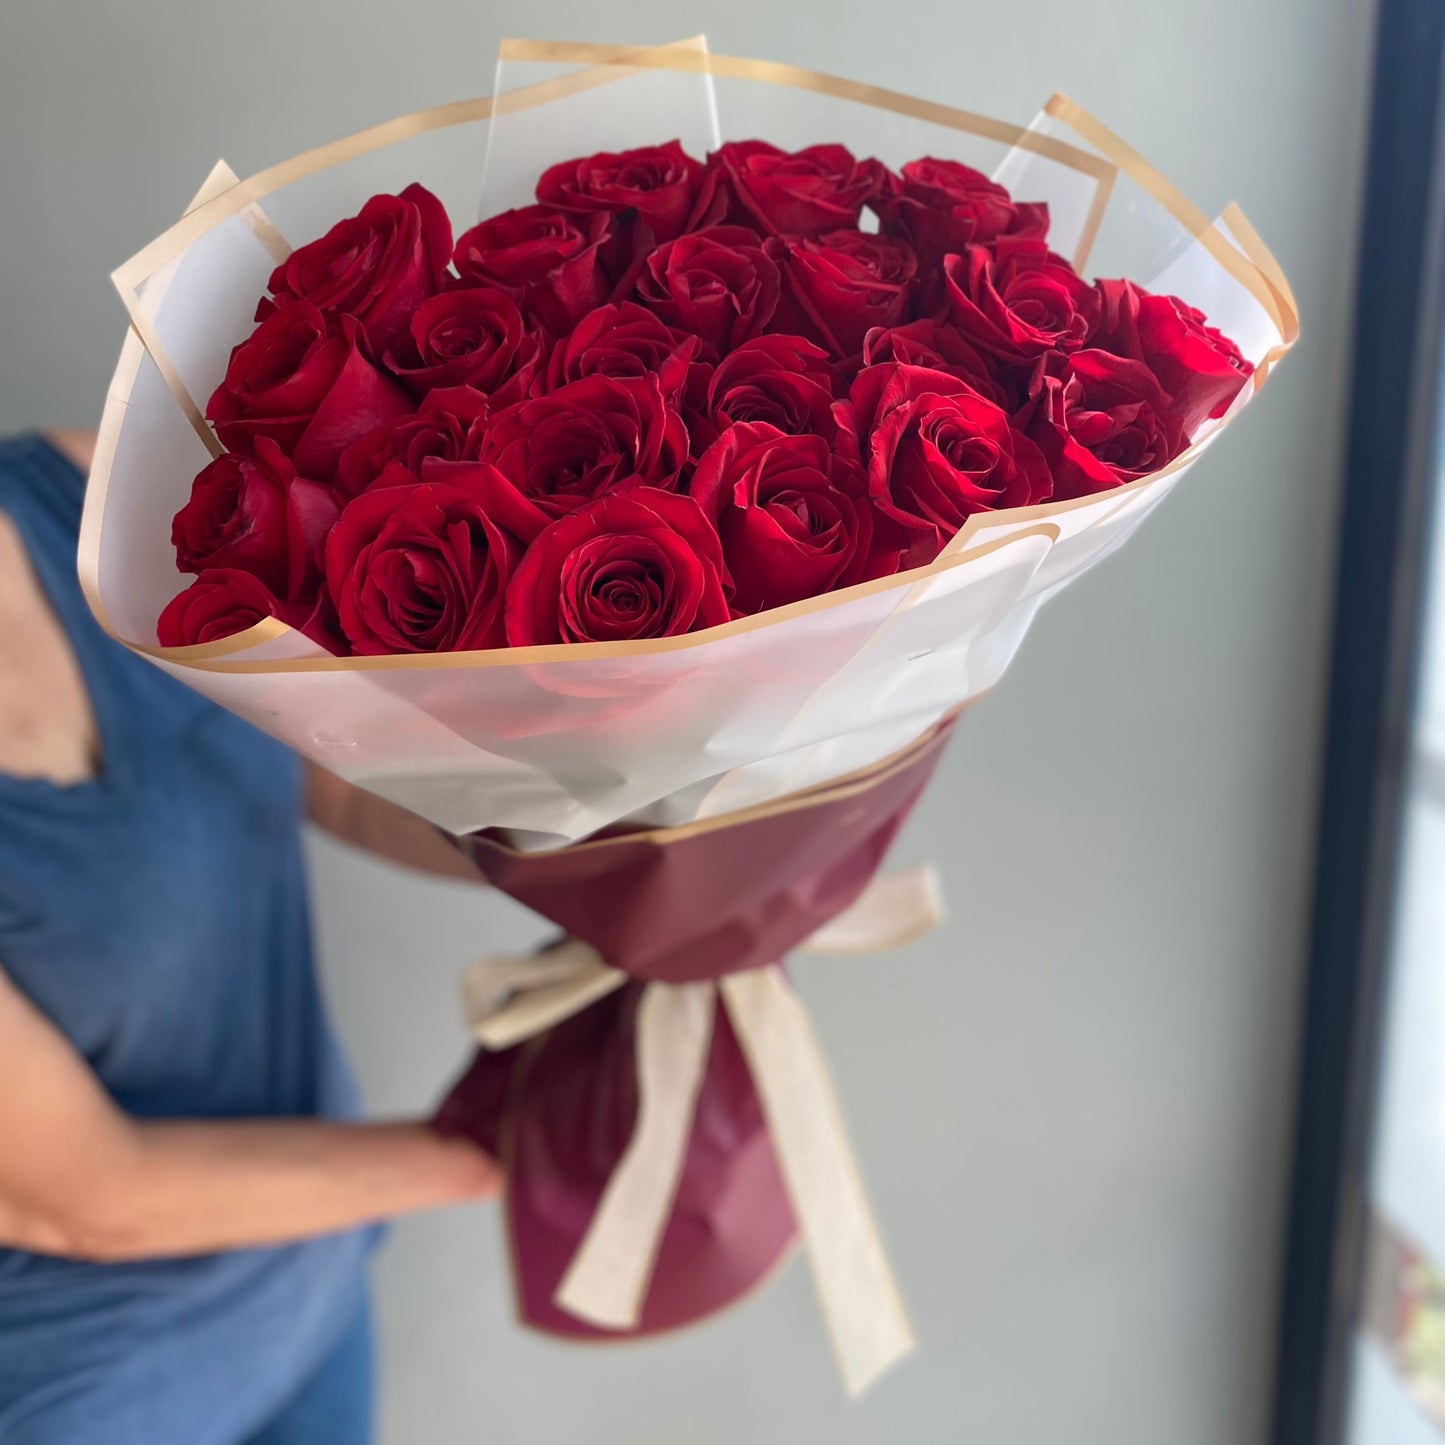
156 568 291 647
334 389 489 499
709 140 887 236
206 302 413 482
536 141 720 245
690 423 874 613
264 184 452 340
684 333 839 457
324 463 521 653
481 373 689 518
634 225 781 358
453 204 612 333
384 286 543 403
543 301 699 399
862 318 1009 408
171 437 337 602
838 362 1053 563
1092 279 1254 434
779 230 918 358
944 238 1100 365
505 488 729 645
875 159 1048 278
1019 349 1186 499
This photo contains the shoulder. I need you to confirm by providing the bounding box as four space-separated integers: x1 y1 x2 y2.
41 431 96 476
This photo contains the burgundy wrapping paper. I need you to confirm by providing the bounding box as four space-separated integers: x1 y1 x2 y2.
441 718 954 1340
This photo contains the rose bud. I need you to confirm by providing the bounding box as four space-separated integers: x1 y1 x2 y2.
543 301 700 400
171 437 337 604
157 568 294 647
690 422 875 613
1091 279 1254 435
505 488 730 646
684 334 840 457
334 388 490 500
778 230 918 359
709 140 888 236
536 141 722 245
383 286 544 404
862 318 1011 408
874 158 1048 285
324 462 522 654
481 373 689 519
263 183 453 341
1018 349 1187 499
206 302 413 482
454 205 615 334
634 224 782 358
837 362 1053 564
944 237 1100 367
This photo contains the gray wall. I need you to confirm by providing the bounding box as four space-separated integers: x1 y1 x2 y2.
0 3 1372 1441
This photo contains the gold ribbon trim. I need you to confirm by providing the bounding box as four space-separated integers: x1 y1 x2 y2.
460 865 943 1395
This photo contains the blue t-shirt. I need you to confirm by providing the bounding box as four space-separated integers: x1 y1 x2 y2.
0 435 370 1444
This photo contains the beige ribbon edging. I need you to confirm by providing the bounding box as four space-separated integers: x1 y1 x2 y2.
461 865 943 1397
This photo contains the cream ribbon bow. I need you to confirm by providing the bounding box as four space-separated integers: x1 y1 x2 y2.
461 866 943 1397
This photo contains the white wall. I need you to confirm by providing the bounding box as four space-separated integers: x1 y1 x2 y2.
0 2 1373 1441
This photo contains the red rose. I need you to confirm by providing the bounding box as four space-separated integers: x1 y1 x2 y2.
944 238 1100 366
171 437 337 602
505 488 729 645
206 302 413 482
543 301 699 399
635 225 782 358
862 318 1009 408
709 140 887 235
383 286 543 403
684 333 839 456
324 463 521 654
838 362 1053 563
453 205 612 333
334 388 489 499
690 423 874 613
157 568 293 646
1092 279 1254 434
481 373 688 518
264 184 452 340
1019 349 1186 499
778 230 918 358
536 141 720 245
875 159 1048 279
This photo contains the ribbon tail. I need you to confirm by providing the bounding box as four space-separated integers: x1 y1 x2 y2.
553 980 717 1330
462 938 625 1051
800 866 944 955
719 967 915 1397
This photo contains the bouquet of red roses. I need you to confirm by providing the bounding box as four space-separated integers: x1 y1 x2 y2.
82 39 1296 1393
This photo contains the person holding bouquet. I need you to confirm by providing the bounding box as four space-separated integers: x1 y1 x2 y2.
0 431 500 1444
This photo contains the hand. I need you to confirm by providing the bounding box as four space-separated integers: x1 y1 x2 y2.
432 1047 520 1163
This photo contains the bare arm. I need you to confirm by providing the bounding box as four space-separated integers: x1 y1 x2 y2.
0 964 498 1263
304 763 484 882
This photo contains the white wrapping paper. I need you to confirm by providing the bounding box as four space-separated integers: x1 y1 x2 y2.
80 40 1297 845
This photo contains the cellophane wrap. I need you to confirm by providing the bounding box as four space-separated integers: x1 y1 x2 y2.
80 39 1297 1390
82 39 1297 847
